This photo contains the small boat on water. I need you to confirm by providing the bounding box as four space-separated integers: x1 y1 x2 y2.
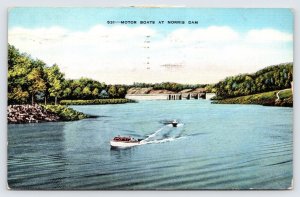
110 136 143 148
161 119 179 127
171 120 178 127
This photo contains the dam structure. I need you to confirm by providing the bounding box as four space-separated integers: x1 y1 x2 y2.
126 87 216 101
126 92 216 101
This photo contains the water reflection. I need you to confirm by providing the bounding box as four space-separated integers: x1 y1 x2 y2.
110 147 135 160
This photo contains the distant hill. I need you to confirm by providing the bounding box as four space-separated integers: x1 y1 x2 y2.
127 87 206 95
214 63 293 99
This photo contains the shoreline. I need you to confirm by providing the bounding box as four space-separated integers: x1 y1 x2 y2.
8 90 293 124
60 98 136 105
7 104 88 124
212 89 293 107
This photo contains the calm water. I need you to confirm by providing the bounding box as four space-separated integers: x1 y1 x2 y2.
8 100 293 190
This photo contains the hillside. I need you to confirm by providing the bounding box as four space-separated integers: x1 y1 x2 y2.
214 63 293 99
126 87 206 95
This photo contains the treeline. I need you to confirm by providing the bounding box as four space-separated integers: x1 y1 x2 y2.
131 82 207 92
61 79 127 100
8 44 128 105
60 99 135 105
213 63 293 98
9 44 292 104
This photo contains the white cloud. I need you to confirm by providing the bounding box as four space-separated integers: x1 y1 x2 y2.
8 25 293 84
167 26 240 44
245 28 293 43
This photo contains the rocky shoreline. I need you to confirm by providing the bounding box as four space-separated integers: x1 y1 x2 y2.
7 104 89 124
8 104 60 124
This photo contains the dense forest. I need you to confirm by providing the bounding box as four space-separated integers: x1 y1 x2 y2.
213 62 293 98
8 44 128 105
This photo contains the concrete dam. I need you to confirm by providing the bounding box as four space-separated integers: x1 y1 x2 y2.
125 93 216 101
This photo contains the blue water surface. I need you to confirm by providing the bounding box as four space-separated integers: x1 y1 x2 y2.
8 100 293 190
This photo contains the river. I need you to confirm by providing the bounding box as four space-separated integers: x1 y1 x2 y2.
8 100 293 190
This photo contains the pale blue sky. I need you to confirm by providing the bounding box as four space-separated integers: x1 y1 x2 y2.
8 8 294 84
9 8 293 33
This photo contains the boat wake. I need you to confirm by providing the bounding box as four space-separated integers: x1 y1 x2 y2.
140 124 185 145
140 136 185 145
143 127 164 141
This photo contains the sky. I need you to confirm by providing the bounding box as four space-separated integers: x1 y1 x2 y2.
8 8 293 84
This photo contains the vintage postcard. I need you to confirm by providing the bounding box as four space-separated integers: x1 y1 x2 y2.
7 8 293 190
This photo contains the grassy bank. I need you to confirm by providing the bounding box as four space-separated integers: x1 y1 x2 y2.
42 105 88 121
278 89 293 99
60 98 136 105
213 89 293 107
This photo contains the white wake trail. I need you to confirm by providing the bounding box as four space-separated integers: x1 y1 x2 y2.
141 127 165 142
140 136 185 145
139 123 185 145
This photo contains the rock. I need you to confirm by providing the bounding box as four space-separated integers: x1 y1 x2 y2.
127 87 153 94
148 89 175 94
7 104 60 124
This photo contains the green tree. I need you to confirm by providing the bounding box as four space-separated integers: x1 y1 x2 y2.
117 87 126 98
73 87 82 99
27 67 46 105
8 44 32 104
82 86 92 99
63 87 72 99
8 86 29 104
108 85 117 98
45 64 65 105
92 88 99 98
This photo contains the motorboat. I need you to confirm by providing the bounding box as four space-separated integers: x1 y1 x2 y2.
171 120 178 127
110 136 142 148
161 119 179 127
